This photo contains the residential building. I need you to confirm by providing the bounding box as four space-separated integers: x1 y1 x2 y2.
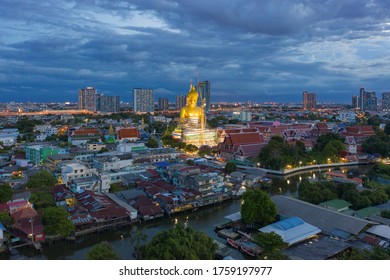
359 87 377 111
303 91 316 110
78 87 97 111
25 144 67 166
158 97 169 111
197 80 211 112
352 95 359 109
176 95 187 110
0 128 19 146
61 162 98 186
383 92 390 111
117 143 147 153
337 111 356 123
133 88 154 113
96 95 120 113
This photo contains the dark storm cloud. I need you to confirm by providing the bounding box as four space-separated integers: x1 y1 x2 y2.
1 0 390 102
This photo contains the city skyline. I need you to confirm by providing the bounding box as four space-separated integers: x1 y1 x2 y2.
1 1 390 103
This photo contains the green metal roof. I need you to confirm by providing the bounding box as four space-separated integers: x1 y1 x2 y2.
353 207 381 219
319 199 352 210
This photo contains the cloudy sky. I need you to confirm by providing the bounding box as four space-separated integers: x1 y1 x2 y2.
1 0 390 103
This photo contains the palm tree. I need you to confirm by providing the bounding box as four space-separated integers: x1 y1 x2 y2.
129 228 147 260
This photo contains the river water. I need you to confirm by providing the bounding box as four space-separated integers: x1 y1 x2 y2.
3 165 372 260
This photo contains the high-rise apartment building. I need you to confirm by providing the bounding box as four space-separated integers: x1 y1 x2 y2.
133 88 154 113
158 97 169 111
382 92 390 111
97 95 120 113
352 95 359 109
196 80 211 112
176 95 187 110
302 91 316 110
78 87 97 111
359 88 377 111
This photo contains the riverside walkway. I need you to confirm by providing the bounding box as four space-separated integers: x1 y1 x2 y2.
239 161 371 176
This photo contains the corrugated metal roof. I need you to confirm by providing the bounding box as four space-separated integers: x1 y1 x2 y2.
271 195 374 236
366 225 390 240
259 216 321 245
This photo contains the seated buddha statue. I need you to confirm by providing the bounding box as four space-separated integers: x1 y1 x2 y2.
179 84 205 128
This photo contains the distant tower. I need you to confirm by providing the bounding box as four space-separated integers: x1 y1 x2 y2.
133 88 154 113
352 95 359 109
197 81 211 112
97 95 120 113
176 95 187 110
158 97 169 111
302 91 316 110
78 87 97 111
359 88 377 111
382 92 390 111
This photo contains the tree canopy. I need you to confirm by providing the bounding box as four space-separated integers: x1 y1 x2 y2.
241 189 277 227
253 232 289 260
86 241 120 260
42 207 74 237
146 137 159 148
29 191 56 210
224 162 237 174
141 223 217 260
25 170 57 190
0 183 13 203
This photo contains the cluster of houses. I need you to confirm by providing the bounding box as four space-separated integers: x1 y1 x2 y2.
0 113 385 253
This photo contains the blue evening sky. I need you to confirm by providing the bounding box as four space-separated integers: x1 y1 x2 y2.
1 0 390 103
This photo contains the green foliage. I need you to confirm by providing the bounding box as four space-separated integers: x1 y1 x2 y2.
0 210 12 226
42 207 74 237
224 162 237 174
258 136 309 170
142 223 217 260
314 133 344 152
253 232 289 260
29 192 56 210
371 163 390 178
146 137 159 148
381 210 390 219
129 228 147 260
385 123 390 135
298 179 337 205
86 241 120 260
25 170 57 190
184 144 198 153
362 135 390 157
16 116 43 133
241 189 277 227
338 247 390 260
0 183 13 203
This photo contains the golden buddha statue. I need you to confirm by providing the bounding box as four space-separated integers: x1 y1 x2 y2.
179 84 205 128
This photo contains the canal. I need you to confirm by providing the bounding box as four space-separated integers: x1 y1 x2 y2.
3 165 373 260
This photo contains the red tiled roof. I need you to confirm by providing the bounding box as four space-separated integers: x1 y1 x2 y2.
132 195 154 209
11 206 38 222
152 179 176 191
138 205 163 217
117 128 140 140
90 206 128 221
236 143 266 157
229 132 263 145
73 128 100 135
18 217 44 235
0 203 9 212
